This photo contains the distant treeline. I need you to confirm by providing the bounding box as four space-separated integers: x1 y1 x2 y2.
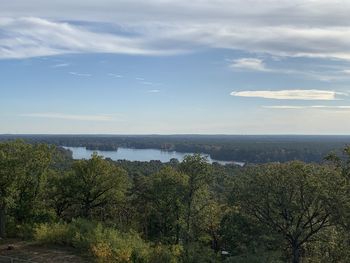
1 134 350 163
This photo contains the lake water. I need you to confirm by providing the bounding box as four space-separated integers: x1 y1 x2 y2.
62 146 244 166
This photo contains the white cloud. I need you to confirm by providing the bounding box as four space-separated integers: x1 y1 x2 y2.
227 58 350 81
230 58 266 71
1 1 350 60
108 73 123 78
311 105 350 109
0 17 181 59
147 89 160 93
262 105 306 109
135 77 161 86
51 63 69 68
69 71 91 77
263 105 350 110
141 81 154 85
231 89 343 100
20 113 115 121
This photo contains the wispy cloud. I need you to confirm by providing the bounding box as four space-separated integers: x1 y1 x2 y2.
263 105 350 110
108 73 123 78
20 113 115 121
69 71 91 77
262 105 306 109
229 58 266 71
231 90 344 100
0 17 181 60
147 89 160 93
228 58 350 81
135 77 160 86
51 63 69 68
310 105 350 109
141 81 155 85
2 0 350 61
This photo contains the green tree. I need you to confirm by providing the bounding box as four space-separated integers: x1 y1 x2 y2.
0 141 53 237
0 141 23 237
71 153 129 219
233 161 339 263
179 155 212 253
325 146 350 231
199 199 228 252
324 146 350 261
13 143 53 223
46 170 76 218
147 166 188 244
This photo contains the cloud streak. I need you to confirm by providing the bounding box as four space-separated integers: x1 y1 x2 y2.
147 89 160 93
229 58 266 71
0 17 181 59
231 90 344 100
69 71 91 77
51 63 69 68
20 113 115 121
263 105 350 110
228 57 350 82
108 73 123 78
2 0 350 60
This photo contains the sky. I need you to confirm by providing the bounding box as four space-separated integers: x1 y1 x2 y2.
1 0 350 134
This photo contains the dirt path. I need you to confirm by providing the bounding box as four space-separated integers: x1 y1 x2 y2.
0 240 91 263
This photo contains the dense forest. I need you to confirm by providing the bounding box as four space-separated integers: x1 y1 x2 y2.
1 140 350 262
1 135 350 163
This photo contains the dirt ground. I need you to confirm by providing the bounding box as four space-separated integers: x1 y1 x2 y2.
0 239 91 263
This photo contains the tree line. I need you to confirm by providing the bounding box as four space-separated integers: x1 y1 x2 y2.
1 134 349 163
1 140 350 262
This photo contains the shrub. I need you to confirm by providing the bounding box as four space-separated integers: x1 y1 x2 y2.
34 221 74 245
183 242 220 263
33 219 151 262
149 244 183 263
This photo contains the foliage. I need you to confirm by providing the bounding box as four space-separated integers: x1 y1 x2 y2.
135 166 188 244
233 161 341 262
149 244 183 263
71 153 130 218
0 140 54 237
2 140 350 262
34 219 151 263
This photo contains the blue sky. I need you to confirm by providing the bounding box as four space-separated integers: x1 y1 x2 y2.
1 0 350 134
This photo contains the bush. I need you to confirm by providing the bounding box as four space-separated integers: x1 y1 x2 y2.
6 221 36 239
34 219 151 262
34 221 73 245
183 242 220 263
149 244 183 263
34 219 224 262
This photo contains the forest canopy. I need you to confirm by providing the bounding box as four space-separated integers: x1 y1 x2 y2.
1 140 350 262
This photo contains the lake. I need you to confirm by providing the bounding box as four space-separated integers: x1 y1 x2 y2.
62 146 244 166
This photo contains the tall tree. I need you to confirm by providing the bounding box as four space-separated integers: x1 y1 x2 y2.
71 153 129 219
14 143 53 223
147 166 188 244
325 147 350 238
0 141 53 237
233 161 339 263
46 170 76 218
179 155 212 249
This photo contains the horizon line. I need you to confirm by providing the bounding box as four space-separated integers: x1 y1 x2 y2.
1 133 350 137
